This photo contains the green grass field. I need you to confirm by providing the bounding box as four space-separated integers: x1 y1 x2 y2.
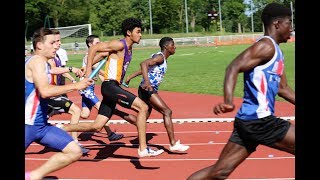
66 42 295 100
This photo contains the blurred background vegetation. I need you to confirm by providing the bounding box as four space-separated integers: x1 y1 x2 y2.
25 0 295 41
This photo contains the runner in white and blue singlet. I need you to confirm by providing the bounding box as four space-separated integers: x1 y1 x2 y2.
124 37 189 152
139 51 167 93
188 3 295 179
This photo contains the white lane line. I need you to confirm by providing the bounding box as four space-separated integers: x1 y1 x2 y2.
49 116 295 125
69 130 233 134
26 156 295 162
29 142 228 146
43 178 294 180
43 177 294 180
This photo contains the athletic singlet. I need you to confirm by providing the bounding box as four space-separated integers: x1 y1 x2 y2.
236 36 285 120
51 55 63 85
25 56 52 125
103 39 132 84
81 53 97 84
140 52 167 92
82 53 89 68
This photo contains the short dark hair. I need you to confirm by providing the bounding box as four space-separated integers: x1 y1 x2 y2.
121 18 142 37
159 37 173 50
86 34 99 47
261 3 292 27
32 28 55 50
51 29 60 35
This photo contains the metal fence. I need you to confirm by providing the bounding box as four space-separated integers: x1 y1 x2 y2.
25 34 295 52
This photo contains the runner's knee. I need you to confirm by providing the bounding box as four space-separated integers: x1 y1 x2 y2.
208 166 234 179
69 105 81 116
92 124 104 132
137 102 149 113
63 142 83 160
70 147 83 161
163 108 172 117
80 110 90 119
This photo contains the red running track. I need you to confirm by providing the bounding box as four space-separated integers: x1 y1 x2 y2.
25 87 295 179
48 87 295 120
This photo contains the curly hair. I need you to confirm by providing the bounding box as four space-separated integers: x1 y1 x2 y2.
121 18 142 37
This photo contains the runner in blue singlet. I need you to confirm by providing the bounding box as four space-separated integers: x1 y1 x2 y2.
188 3 295 179
25 27 93 180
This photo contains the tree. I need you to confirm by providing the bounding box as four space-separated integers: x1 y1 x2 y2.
25 0 50 39
188 0 211 32
89 0 135 36
221 0 246 33
152 0 180 33
245 0 295 32
131 0 150 33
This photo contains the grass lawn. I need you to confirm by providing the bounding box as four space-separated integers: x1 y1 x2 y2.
66 42 295 100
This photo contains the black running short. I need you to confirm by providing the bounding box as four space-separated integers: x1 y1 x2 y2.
98 80 137 118
138 86 157 102
229 115 291 152
47 94 73 115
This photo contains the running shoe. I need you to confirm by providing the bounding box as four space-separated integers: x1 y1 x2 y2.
138 147 164 157
169 140 190 152
108 132 124 141
77 142 90 154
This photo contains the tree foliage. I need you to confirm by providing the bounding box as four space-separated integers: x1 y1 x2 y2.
25 0 295 38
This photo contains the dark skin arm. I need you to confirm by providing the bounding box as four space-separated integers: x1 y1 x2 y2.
124 69 142 86
214 38 276 115
140 54 165 91
124 54 164 89
277 71 295 104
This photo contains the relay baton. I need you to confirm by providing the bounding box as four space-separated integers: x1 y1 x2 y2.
122 82 129 88
88 59 106 79
79 58 106 95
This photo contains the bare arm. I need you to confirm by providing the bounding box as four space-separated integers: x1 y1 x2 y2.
214 39 275 115
140 54 164 91
49 66 70 74
277 71 295 105
29 58 93 99
62 72 77 82
92 52 109 65
86 40 124 77
92 57 107 82
49 58 84 78
125 69 142 85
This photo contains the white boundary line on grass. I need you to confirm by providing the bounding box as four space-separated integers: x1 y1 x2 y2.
48 116 295 125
